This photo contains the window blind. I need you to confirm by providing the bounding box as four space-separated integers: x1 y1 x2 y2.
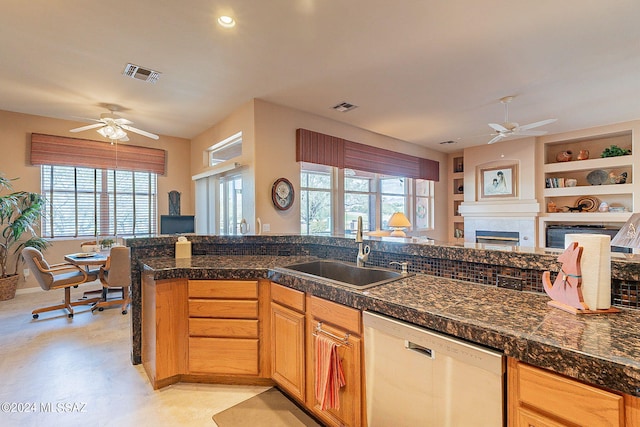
31 133 166 175
296 128 439 181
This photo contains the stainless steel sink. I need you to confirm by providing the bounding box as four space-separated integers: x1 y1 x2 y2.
282 260 413 289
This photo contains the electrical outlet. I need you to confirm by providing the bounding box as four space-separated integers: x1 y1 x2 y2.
496 274 522 291
262 223 270 232
23 268 30 278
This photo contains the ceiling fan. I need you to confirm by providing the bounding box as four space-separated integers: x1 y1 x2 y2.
70 110 159 141
487 96 557 144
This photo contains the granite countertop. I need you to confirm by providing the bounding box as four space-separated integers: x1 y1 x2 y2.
140 255 640 397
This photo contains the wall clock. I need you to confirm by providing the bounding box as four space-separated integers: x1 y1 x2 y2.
272 177 294 210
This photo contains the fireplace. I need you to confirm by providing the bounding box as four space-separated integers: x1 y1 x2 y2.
476 230 520 246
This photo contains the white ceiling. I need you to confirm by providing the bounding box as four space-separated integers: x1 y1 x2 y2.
3 1 640 153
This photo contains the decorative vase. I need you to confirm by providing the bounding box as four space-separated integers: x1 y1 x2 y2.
556 151 573 162
577 149 589 160
0 275 19 301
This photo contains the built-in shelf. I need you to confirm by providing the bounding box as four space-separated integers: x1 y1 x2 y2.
543 183 632 197
543 155 632 174
538 127 636 247
449 153 464 241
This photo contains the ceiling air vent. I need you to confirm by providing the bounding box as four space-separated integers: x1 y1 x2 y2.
439 140 457 145
123 63 161 83
332 102 358 113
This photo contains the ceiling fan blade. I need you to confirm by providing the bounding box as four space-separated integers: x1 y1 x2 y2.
517 130 548 136
487 134 504 144
488 123 509 132
518 118 557 131
70 123 106 133
120 124 159 140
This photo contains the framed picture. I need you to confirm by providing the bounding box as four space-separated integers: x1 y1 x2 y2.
480 165 517 198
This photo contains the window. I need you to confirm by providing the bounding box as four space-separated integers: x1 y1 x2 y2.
301 164 435 235
41 165 157 238
344 169 374 234
414 179 434 230
208 132 242 166
380 176 407 228
300 163 332 235
218 174 243 235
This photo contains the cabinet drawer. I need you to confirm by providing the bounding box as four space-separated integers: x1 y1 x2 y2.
189 337 259 375
271 282 305 312
188 280 258 299
309 295 361 334
189 299 258 318
189 318 258 338
516 362 623 426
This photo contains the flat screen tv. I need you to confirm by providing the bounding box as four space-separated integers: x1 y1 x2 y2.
160 215 195 235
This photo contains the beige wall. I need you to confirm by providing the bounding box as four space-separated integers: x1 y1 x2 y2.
0 110 192 289
462 136 537 202
252 99 449 240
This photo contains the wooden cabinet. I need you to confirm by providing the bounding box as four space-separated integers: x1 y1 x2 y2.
270 283 306 402
538 127 638 246
142 277 270 388
508 358 640 426
141 274 188 389
306 295 363 427
188 280 260 376
448 152 464 242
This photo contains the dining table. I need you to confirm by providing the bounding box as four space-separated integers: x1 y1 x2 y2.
64 251 109 299
64 251 109 269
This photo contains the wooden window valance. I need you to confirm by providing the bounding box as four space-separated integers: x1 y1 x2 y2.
30 133 166 175
296 128 439 181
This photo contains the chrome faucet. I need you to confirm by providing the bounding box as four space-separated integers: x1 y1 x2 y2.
390 261 409 274
355 216 370 267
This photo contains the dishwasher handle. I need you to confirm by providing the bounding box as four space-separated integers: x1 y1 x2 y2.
405 340 434 358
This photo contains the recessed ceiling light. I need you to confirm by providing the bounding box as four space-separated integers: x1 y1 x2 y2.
217 16 236 28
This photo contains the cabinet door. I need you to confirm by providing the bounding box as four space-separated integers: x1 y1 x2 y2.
271 301 305 402
307 319 362 427
508 358 624 427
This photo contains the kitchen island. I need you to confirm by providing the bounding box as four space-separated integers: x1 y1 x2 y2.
129 235 640 398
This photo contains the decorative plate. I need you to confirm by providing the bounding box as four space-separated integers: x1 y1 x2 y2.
575 196 600 212
586 169 608 185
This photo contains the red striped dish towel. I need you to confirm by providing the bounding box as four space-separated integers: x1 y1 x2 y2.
314 333 346 410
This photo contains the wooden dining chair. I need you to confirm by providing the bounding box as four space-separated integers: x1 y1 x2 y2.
92 246 131 315
22 247 100 319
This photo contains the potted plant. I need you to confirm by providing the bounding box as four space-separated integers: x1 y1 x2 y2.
601 145 631 157
0 175 48 301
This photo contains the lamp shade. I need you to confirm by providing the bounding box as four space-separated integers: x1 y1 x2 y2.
387 212 411 237
388 212 411 227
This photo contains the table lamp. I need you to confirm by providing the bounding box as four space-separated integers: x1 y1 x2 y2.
387 212 411 237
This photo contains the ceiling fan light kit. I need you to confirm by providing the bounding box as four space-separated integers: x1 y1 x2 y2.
487 96 557 144
69 109 159 141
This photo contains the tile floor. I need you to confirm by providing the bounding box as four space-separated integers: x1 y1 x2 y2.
0 285 270 427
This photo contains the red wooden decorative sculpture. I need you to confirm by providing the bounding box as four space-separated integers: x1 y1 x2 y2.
542 242 588 312
543 242 620 314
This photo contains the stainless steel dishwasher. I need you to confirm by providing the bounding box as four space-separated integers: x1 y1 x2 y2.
363 311 505 427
